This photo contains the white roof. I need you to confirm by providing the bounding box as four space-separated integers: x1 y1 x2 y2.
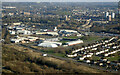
60 29 78 33
11 39 20 41
38 43 58 48
66 39 83 45
47 32 58 35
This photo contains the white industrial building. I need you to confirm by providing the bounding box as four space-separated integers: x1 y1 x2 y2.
3 6 16 9
38 42 58 48
44 38 60 42
59 29 81 37
10 36 39 43
59 29 78 33
13 22 21 25
66 39 83 46
38 41 62 48
9 30 16 35
11 39 20 43
36 32 47 35
46 32 58 36
27 36 39 41
17 30 31 35
15 27 23 30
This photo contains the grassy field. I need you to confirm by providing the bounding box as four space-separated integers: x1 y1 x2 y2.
41 49 66 57
63 36 79 39
107 56 120 61
91 56 101 61
49 53 66 57
59 40 69 43
80 36 100 42
2 44 103 73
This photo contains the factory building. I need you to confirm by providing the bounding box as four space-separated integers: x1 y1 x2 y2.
46 32 58 36
17 30 31 35
59 29 78 33
11 39 20 43
38 41 62 48
13 22 21 26
66 39 83 46
38 42 58 48
44 38 60 42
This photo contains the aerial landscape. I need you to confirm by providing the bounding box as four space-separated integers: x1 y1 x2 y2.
1 1 120 74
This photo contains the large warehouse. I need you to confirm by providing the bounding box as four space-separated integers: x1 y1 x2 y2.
66 39 83 46
38 41 62 48
38 42 58 48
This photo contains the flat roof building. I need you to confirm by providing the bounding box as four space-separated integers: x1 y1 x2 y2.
38 42 58 48
66 39 83 46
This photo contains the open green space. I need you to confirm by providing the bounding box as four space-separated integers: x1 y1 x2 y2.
41 49 66 57
59 40 69 43
91 56 101 61
80 36 100 42
107 56 120 61
63 36 79 39
49 53 66 57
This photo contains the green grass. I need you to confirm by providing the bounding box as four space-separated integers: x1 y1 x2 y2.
59 40 69 43
41 49 66 57
91 56 101 61
41 49 54 53
49 53 66 57
63 36 78 39
107 56 120 61
59 36 79 43
81 36 100 42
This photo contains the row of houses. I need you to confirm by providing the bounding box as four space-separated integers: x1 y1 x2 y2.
104 49 120 57
67 37 120 71
72 37 116 54
67 37 119 59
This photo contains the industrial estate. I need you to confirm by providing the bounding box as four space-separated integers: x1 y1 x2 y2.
1 2 120 74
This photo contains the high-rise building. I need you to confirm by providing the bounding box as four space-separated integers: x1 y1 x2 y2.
65 15 68 20
118 1 120 24
109 15 112 21
65 15 70 21
112 12 115 18
118 1 120 17
24 12 30 15
105 12 109 18
54 27 57 31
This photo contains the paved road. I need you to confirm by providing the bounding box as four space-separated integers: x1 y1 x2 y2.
17 44 118 73
92 32 120 37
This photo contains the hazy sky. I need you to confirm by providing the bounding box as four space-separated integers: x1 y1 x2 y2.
1 0 120 2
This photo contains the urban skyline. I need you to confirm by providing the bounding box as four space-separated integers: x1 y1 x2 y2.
1 0 120 2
